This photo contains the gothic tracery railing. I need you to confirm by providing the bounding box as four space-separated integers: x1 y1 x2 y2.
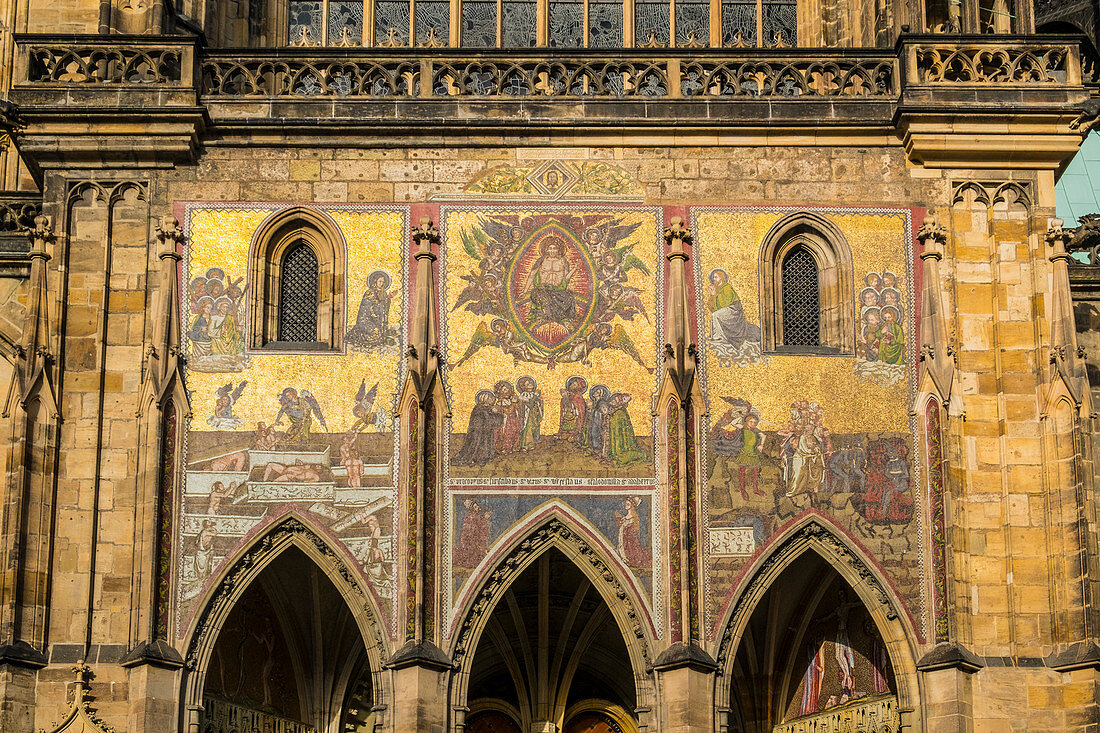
200 51 899 98
10 35 1087 102
905 36 1080 84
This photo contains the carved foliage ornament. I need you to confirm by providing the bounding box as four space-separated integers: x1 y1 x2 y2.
45 661 115 733
452 519 651 670
715 521 898 672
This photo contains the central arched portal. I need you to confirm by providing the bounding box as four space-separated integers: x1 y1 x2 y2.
198 546 377 733
463 549 640 733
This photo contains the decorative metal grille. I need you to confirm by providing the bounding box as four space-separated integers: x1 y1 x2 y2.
635 0 670 46
374 0 410 44
462 0 497 47
279 242 319 342
328 0 365 44
549 1 584 46
675 1 709 45
721 0 756 45
502 1 538 46
416 1 451 44
288 0 323 44
589 1 623 47
780 246 820 347
762 0 796 45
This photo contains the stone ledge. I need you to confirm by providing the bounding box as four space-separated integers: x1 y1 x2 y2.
386 640 453 671
915 642 984 673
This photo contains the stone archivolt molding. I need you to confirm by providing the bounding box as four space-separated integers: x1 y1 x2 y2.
451 518 652 673
183 515 387 671
714 519 900 675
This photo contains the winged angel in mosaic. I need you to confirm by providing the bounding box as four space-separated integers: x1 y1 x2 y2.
453 214 653 371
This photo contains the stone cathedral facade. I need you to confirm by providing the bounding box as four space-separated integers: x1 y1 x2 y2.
0 0 1098 731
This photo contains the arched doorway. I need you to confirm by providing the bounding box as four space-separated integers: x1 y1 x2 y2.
194 544 380 733
463 549 640 733
727 552 901 733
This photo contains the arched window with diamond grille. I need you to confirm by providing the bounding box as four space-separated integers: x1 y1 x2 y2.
780 245 820 348
278 242 320 343
249 208 347 351
759 212 854 354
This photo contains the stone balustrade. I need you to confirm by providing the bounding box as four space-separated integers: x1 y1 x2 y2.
903 36 1079 84
9 34 1084 99
201 696 317 733
772 694 900 733
198 50 898 99
12 34 196 87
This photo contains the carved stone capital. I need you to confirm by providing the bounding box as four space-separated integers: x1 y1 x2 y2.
1046 217 1073 263
413 216 440 260
155 214 185 260
917 213 946 260
663 216 691 260
27 214 54 256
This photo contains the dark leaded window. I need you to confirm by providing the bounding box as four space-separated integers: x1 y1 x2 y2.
279 242 319 342
781 246 820 347
761 0 796 45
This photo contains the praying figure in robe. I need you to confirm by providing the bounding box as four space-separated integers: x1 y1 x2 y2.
707 268 761 348
873 306 905 364
615 496 650 567
453 390 504 467
584 385 613 456
517 376 543 452
604 393 649 467
557 376 588 444
453 498 492 568
346 270 396 350
493 381 522 455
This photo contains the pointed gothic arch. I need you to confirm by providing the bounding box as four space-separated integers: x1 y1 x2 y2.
758 212 855 354
713 513 921 731
179 513 391 732
448 512 657 726
247 206 347 351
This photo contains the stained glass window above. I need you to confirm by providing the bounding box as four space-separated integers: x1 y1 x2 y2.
635 0 670 47
416 1 451 45
287 0 794 47
549 1 584 47
462 0 497 47
761 0 796 45
588 1 624 47
374 0 409 44
721 0 757 45
675 1 709 46
502 1 538 46
288 0 323 44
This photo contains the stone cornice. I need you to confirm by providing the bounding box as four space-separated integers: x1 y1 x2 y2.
2 32 1094 174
